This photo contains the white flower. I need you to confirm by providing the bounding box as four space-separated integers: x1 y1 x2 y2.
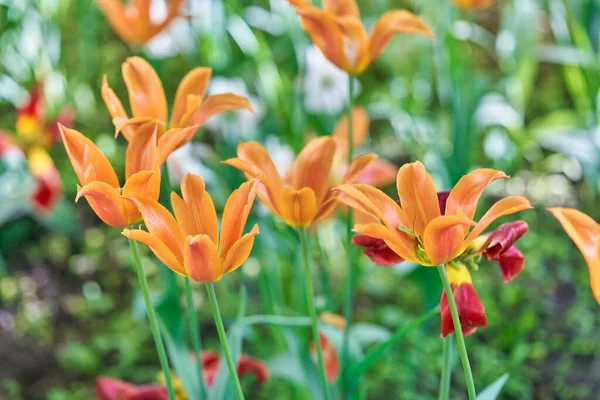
166 143 216 187
303 45 359 116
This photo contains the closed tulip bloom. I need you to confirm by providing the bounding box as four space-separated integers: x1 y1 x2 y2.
96 376 168 400
102 57 254 143
480 221 528 282
122 174 259 282
223 136 377 228
95 0 185 46
59 123 195 227
286 0 433 75
310 331 340 383
451 0 495 9
548 208 600 304
200 351 270 387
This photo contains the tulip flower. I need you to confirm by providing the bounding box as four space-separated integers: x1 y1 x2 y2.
335 161 532 266
223 136 377 228
59 123 196 227
96 376 167 400
122 173 259 282
310 331 340 383
102 57 253 143
450 0 495 9
286 0 434 75
332 107 397 187
548 208 600 304
95 0 185 46
200 351 270 386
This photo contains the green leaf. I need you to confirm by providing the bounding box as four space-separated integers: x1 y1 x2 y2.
476 373 510 400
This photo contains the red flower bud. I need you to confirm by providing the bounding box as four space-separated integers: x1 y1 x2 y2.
482 221 528 282
310 331 340 383
95 377 167 400
496 245 524 283
352 234 404 266
440 283 488 338
199 350 270 387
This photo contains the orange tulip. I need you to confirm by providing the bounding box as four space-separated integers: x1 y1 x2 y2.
223 136 377 228
95 0 186 46
548 208 600 304
102 57 254 143
332 106 397 187
59 123 195 227
122 174 259 282
286 0 433 75
334 161 532 266
310 331 340 383
450 0 495 9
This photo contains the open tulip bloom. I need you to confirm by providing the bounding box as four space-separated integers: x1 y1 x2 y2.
102 57 254 144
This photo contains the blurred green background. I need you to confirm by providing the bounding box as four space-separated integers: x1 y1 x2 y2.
1 0 599 399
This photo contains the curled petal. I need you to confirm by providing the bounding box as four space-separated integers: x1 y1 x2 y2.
153 125 199 168
482 221 528 260
341 153 378 184
353 223 419 263
368 11 434 64
335 183 407 229
396 161 440 236
101 75 134 141
121 170 161 223
496 245 524 283
548 207 600 303
280 187 317 228
122 57 168 121
422 214 475 266
222 225 260 274
184 234 221 282
59 124 119 187
171 67 212 127
462 196 532 251
293 136 336 205
122 228 186 276
172 173 218 242
353 234 404 266
220 179 259 259
125 122 158 178
181 93 254 128
440 281 487 338
446 169 508 219
113 116 162 140
237 354 270 383
76 181 128 227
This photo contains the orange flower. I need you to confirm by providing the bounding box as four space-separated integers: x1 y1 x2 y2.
122 174 259 282
548 208 600 304
102 57 254 143
332 106 397 187
59 123 195 227
450 0 495 9
334 161 532 266
310 331 340 383
223 136 377 228
286 0 433 75
95 0 186 46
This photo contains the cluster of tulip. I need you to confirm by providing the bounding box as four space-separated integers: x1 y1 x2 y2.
54 0 600 399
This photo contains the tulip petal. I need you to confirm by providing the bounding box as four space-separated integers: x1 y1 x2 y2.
293 136 336 205
281 187 317 228
59 124 120 187
171 67 212 127
124 196 185 261
113 116 162 140
122 228 186 276
335 16 370 73
183 234 221 282
101 75 134 141
220 179 259 259
341 153 378 184
153 125 199 168
548 207 600 303
323 0 360 17
462 195 532 251
237 354 270 383
496 245 525 283
353 223 419 263
122 57 168 121
446 169 509 219
125 122 157 178
95 0 138 44
76 181 128 227
368 10 434 64
353 234 404 266
172 173 219 243
182 93 254 128
121 170 161 224
396 161 441 236
440 280 487 338
423 215 475 266
356 158 398 186
222 225 260 274
333 106 369 159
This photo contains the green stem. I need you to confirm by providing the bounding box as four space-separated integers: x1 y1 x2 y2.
313 234 333 311
128 238 176 400
299 228 331 400
437 265 477 400
438 337 452 400
185 278 207 397
342 73 356 396
205 282 245 400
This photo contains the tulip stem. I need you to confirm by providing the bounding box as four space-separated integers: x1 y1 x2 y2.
128 237 176 400
437 265 477 400
299 228 331 400
205 282 245 400
438 336 452 400
185 278 207 397
342 73 357 397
